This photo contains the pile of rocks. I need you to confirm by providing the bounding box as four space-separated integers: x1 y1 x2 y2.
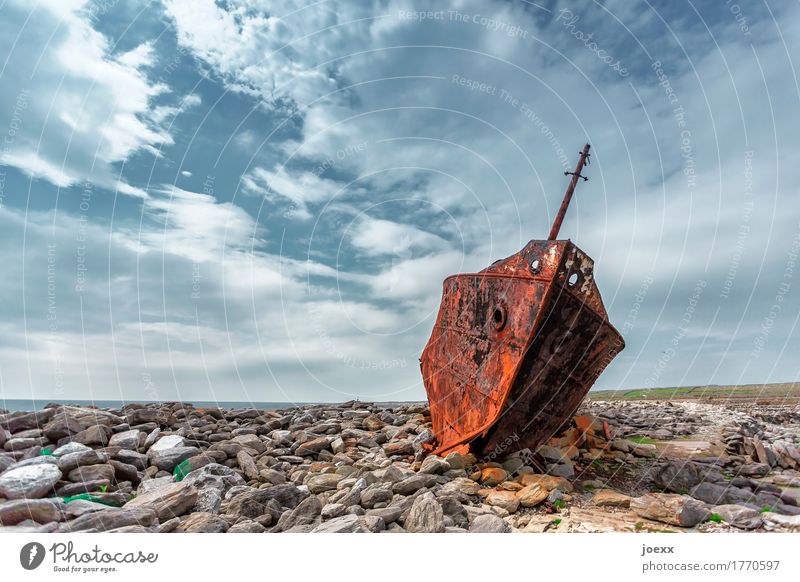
1 399 799 533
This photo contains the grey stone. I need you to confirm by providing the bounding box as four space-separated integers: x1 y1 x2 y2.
273 495 322 531
176 512 229 533
631 493 710 527
652 461 702 493
418 455 449 475
52 442 91 456
307 473 344 494
0 409 56 433
469 513 511 533
59 508 157 532
0 463 62 499
68 464 115 483
148 446 199 471
0 498 66 525
149 434 185 452
311 514 365 533
690 482 752 506
109 429 143 450
124 480 198 521
392 473 437 495
57 450 109 473
404 491 444 533
712 504 762 529
72 425 112 446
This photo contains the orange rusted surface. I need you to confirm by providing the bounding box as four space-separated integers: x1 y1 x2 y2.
420 239 624 458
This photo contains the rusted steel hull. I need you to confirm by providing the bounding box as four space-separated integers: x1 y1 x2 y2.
420 239 624 458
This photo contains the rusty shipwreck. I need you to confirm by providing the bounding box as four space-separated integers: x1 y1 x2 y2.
420 144 624 458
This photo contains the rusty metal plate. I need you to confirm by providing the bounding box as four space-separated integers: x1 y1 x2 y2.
420 240 624 458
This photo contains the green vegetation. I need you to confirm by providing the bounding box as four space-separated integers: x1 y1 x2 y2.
589 382 800 402
551 518 562 526
708 513 723 523
553 499 566 509
760 506 774 513
629 437 655 444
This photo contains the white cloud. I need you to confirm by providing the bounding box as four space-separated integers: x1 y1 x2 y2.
0 0 194 196
350 217 448 257
242 166 345 219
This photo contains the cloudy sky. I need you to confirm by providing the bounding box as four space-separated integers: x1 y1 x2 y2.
0 0 798 404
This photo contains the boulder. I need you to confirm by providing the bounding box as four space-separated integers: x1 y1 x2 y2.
0 463 61 499
712 504 762 529
469 513 511 533
124 480 198 522
404 492 445 533
478 467 508 486
631 493 710 527
651 461 702 493
71 425 112 446
0 498 66 525
517 484 548 507
592 489 632 508
59 508 157 532
486 490 520 513
307 473 345 494
108 430 143 450
311 514 365 533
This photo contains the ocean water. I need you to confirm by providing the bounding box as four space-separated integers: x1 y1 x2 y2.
0 399 312 413
0 399 423 413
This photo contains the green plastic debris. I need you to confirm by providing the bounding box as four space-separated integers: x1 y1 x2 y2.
61 493 122 507
173 459 192 481
39 448 54 456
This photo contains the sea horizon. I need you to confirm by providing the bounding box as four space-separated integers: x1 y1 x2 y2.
0 398 427 413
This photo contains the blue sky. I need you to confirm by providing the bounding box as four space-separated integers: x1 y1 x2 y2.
0 0 798 404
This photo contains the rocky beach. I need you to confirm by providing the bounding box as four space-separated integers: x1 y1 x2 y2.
1 398 800 533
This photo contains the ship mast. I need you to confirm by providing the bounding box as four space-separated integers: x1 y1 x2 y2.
547 143 591 240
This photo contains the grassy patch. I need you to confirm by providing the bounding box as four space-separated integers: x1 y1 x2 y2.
708 513 723 523
629 437 655 445
553 499 566 510
760 506 774 513
551 518 562 526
